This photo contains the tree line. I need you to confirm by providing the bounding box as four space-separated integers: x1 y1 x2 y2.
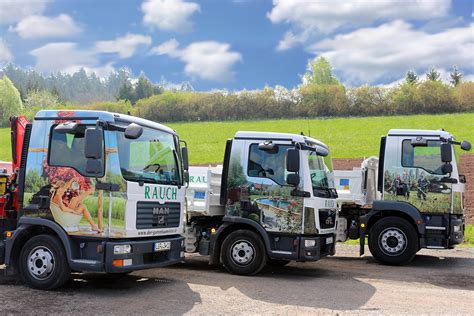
0 58 472 127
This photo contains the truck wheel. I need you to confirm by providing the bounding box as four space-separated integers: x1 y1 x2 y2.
19 234 71 290
368 216 418 265
221 229 266 276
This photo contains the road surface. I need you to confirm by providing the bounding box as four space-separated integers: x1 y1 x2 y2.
1 245 473 314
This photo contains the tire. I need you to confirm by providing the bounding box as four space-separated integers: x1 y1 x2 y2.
368 216 419 265
221 229 266 276
267 259 291 267
19 234 71 290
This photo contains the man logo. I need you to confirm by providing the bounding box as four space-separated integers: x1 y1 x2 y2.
325 217 334 226
153 207 169 226
153 207 170 215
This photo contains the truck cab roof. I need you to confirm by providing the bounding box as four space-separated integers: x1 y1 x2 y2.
387 129 452 139
34 109 177 135
234 131 328 149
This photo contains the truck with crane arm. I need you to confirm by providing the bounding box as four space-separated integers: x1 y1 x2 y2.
0 110 189 289
334 129 471 264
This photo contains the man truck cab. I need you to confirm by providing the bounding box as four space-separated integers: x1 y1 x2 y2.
335 129 471 265
0 110 189 289
186 132 337 275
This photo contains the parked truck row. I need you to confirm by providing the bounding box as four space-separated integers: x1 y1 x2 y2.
0 110 471 289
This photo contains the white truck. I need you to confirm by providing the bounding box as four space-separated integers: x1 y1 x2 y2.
185 131 338 275
334 129 471 265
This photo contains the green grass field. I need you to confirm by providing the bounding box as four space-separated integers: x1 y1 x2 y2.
1 113 473 163
168 113 474 164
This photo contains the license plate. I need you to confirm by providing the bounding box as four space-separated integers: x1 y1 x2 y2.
326 237 334 244
154 241 171 252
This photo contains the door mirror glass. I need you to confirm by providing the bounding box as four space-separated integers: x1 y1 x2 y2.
181 146 189 171
286 173 300 187
286 149 300 172
460 140 471 151
440 143 452 162
124 123 143 139
85 128 103 159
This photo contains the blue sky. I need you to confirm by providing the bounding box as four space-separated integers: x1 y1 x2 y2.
0 0 472 91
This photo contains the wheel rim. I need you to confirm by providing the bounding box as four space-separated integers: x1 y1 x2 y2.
378 227 407 256
27 246 55 280
230 240 255 265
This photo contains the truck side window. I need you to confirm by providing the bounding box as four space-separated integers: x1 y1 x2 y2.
49 125 104 176
401 140 443 174
247 144 291 185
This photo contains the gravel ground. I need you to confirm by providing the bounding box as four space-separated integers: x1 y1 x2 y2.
1 245 473 315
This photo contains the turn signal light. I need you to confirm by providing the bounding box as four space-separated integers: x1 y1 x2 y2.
113 259 124 267
5 231 13 238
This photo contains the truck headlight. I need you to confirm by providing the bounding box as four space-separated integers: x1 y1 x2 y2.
114 244 132 254
453 225 461 233
304 240 316 247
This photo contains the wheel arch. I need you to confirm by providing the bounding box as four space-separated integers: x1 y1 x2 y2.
209 216 271 265
5 217 74 271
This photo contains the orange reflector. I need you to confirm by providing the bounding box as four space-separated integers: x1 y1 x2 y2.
113 259 124 267
211 228 217 234
360 223 365 228
5 231 13 238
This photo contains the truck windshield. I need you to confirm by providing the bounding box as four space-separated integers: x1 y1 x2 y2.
308 151 335 198
117 126 180 185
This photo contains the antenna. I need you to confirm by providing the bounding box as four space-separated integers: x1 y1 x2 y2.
307 118 311 137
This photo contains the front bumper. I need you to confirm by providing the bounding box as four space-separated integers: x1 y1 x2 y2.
105 235 185 273
268 234 336 262
297 234 335 261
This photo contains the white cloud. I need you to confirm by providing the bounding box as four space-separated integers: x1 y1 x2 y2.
268 0 452 50
0 0 49 25
95 33 152 58
12 14 82 39
30 42 106 74
141 0 200 32
150 38 180 57
150 39 242 81
311 21 474 85
0 39 14 63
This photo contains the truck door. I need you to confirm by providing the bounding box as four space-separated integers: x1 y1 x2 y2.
383 136 452 214
225 139 304 234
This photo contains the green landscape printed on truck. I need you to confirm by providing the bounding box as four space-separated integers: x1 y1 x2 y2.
24 111 127 237
225 144 304 234
383 137 457 214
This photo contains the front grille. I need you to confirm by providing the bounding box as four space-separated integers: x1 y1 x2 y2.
319 209 336 229
136 201 181 229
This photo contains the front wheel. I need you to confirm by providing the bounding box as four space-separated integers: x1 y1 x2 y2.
221 229 266 275
19 234 71 290
368 216 419 265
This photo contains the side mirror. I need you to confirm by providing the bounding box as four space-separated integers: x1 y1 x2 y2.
461 140 471 151
125 123 143 139
85 128 103 159
286 173 300 187
286 149 300 172
441 163 453 175
54 121 79 134
181 147 189 171
440 143 452 162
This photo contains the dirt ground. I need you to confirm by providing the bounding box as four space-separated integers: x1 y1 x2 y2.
1 244 473 315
